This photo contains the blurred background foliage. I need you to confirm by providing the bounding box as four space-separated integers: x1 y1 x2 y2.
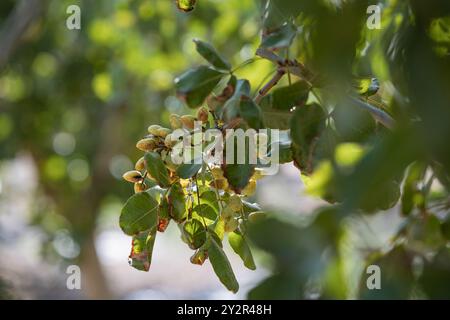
0 0 449 299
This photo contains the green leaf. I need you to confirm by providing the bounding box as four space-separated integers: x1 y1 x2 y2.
207 236 239 293
401 162 427 215
272 81 310 111
290 103 327 173
260 81 310 129
358 246 414 299
183 219 207 249
144 152 170 188
419 248 450 299
129 228 157 271
248 210 339 278
167 182 187 222
259 100 292 129
432 162 450 190
176 163 202 179
120 192 159 235
359 179 401 212
194 39 231 71
229 231 256 270
332 98 377 143
193 203 217 221
269 141 293 164
158 196 171 232
337 128 419 213
175 66 225 108
261 22 297 49
223 163 255 194
239 96 264 129
210 218 226 241
442 215 450 241
159 197 170 220
248 274 302 299
220 79 251 121
222 131 256 193
200 190 220 214
407 215 445 250
230 78 251 97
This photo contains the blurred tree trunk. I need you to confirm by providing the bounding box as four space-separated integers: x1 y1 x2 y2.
79 234 112 299
31 102 129 299
0 0 44 70
71 102 129 299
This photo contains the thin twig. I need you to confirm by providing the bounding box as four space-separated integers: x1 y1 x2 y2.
194 174 208 228
350 97 396 129
256 48 396 130
256 47 312 82
286 50 292 85
254 69 285 104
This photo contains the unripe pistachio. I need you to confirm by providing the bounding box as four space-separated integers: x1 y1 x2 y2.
164 134 177 148
210 167 224 179
221 206 234 219
170 114 183 130
123 170 143 183
135 156 145 171
156 127 171 138
136 137 156 152
180 179 190 188
224 218 239 233
248 211 266 223
180 115 196 130
190 249 208 265
228 195 243 212
252 168 265 181
148 124 162 136
196 107 209 123
134 182 147 193
241 179 256 196
210 178 228 190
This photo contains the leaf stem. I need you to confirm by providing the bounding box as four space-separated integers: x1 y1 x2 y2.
205 162 224 212
194 174 208 228
230 57 260 74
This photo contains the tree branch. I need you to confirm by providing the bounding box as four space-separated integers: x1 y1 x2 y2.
350 97 395 129
256 47 312 83
256 47 396 129
254 69 285 104
0 0 44 70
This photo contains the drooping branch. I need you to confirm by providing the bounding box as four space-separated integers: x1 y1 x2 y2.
256 47 396 129
350 97 395 130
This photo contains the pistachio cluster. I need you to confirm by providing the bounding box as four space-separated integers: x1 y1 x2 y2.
123 106 210 192
120 103 267 293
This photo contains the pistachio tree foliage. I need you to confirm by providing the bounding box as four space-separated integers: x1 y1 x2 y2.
120 0 450 298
